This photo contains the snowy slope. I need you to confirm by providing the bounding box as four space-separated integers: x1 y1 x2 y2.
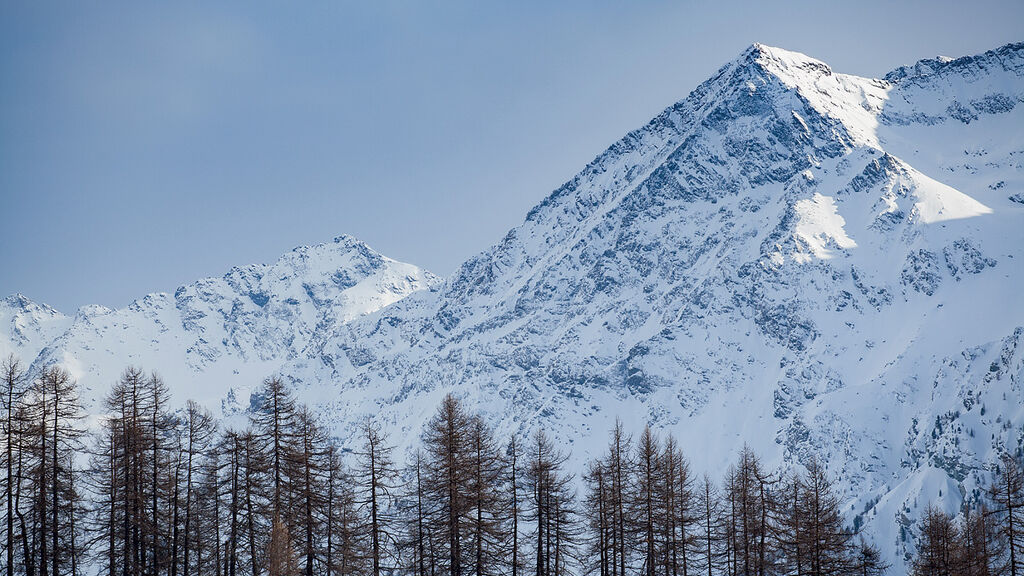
1 234 441 410
5 42 1024 571
0 294 73 363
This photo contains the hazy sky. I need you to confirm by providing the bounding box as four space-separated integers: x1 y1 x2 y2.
2 1 1021 311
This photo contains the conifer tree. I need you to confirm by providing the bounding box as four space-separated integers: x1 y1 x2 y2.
724 447 772 576
252 376 298 518
178 401 216 576
403 449 434 576
914 505 960 576
990 453 1024 576
145 372 174 576
694 475 724 576
851 536 888 576
357 418 397 576
605 420 632 576
219 427 265 576
774 470 805 576
422 393 473 576
28 366 85 576
658 434 695 576
799 457 851 576
508 437 524 576
288 407 325 576
634 425 660 576
325 449 363 576
525 429 577 576
960 504 993 576
220 429 245 576
192 442 224 576
241 430 262 576
583 459 611 576
1 354 25 576
85 368 177 576
466 415 505 576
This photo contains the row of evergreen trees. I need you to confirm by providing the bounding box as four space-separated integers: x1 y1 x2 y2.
0 353 1021 576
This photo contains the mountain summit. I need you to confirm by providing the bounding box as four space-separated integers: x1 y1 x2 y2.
5 42 1023 569
2 235 440 407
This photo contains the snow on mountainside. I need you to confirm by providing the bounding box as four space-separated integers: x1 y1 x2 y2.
0 234 441 409
5 42 1024 571
0 294 73 363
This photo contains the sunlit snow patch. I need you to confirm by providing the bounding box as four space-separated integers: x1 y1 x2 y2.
793 192 857 262
905 163 993 223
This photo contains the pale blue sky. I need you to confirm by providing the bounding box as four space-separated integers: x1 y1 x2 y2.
2 1 1021 311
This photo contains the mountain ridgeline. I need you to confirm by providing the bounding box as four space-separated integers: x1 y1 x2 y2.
3 42 1024 571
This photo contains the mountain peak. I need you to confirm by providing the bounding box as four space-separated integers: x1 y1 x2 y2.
1 294 62 317
747 42 809 60
280 233 375 262
742 42 833 84
1 293 33 309
302 41 1023 570
331 233 363 246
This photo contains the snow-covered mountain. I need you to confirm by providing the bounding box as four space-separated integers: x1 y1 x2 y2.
5 42 1024 570
1 234 441 409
